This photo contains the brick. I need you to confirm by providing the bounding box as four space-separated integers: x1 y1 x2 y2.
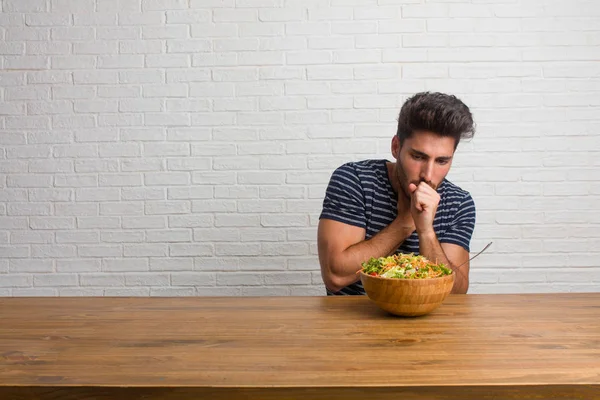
7 175 52 188
217 272 262 286
189 83 234 98
169 244 213 256
237 171 284 185
73 12 117 25
100 202 143 216
259 186 305 199
119 12 164 25
242 286 290 296
61 288 104 296
145 201 191 215
7 28 50 41
195 257 239 271
10 231 53 244
261 214 307 227
142 26 188 39
144 143 190 157
192 172 236 185
34 274 78 287
150 288 195 296
121 128 165 142
5 0 46 11
28 188 72 202
194 228 240 242
257 67 302 82
123 216 166 229
10 259 53 273
0 273 30 288
214 9 257 22
264 272 311 285
285 82 331 96
99 173 142 187
212 156 259 170
150 257 193 271
56 231 99 244
240 228 285 242
215 214 260 227
80 273 125 287
54 174 98 187
32 244 76 258
125 273 169 286
146 113 191 127
167 158 211 171
6 116 50 130
144 84 188 98
146 229 191 243
109 159 158 174
103 259 149 272
0 245 29 258
169 215 212 228
213 186 256 199
122 187 165 200
119 69 164 84
98 54 144 68
101 231 144 243
171 272 216 286
75 160 119 173
76 188 120 202
29 217 74 230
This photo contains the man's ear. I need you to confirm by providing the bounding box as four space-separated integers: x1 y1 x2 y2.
391 135 401 160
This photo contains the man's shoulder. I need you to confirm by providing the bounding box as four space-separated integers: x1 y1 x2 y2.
439 179 473 203
333 159 387 179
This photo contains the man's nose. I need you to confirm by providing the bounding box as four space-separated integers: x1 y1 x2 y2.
420 161 434 183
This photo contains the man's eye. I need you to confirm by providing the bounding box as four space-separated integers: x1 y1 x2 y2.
437 160 449 165
412 154 424 160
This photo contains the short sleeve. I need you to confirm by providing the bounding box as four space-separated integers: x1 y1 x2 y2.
319 163 366 229
438 193 476 252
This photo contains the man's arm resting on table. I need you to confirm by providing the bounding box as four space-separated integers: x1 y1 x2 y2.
317 218 414 293
419 232 470 294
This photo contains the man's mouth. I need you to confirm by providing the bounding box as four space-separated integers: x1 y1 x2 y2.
416 179 436 190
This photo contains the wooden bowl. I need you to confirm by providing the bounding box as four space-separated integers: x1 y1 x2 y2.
360 271 455 317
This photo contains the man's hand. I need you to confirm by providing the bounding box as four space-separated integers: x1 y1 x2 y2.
408 181 440 235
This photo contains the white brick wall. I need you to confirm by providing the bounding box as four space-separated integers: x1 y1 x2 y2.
1 0 599 296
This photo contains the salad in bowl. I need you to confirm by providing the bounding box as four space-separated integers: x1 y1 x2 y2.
360 253 452 280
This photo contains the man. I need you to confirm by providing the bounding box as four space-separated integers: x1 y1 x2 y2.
318 92 476 295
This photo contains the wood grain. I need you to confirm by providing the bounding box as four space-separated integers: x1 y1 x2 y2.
1 294 599 399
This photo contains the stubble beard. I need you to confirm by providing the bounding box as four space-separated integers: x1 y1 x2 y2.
394 161 437 197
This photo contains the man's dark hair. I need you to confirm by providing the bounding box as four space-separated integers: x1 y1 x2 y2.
396 92 475 149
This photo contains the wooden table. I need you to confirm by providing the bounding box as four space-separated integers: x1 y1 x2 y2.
1 294 599 399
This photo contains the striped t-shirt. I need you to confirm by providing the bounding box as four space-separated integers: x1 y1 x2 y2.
319 159 476 296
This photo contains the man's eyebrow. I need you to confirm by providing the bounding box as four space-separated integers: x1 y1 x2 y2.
410 149 429 157
410 149 452 161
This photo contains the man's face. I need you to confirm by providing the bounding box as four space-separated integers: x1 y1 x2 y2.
392 131 455 196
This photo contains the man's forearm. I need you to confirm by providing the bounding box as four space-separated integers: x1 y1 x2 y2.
328 220 414 290
418 232 468 294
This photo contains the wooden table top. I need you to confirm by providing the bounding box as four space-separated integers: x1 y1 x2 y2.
1 293 599 399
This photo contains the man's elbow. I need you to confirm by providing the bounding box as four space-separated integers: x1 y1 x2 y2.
322 273 343 294
320 266 350 294
451 281 469 294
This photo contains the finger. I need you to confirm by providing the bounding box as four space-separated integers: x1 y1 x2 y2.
418 181 436 194
412 190 436 212
414 184 440 206
408 183 418 193
411 192 424 212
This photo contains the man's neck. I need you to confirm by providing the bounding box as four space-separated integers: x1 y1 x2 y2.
386 161 403 195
